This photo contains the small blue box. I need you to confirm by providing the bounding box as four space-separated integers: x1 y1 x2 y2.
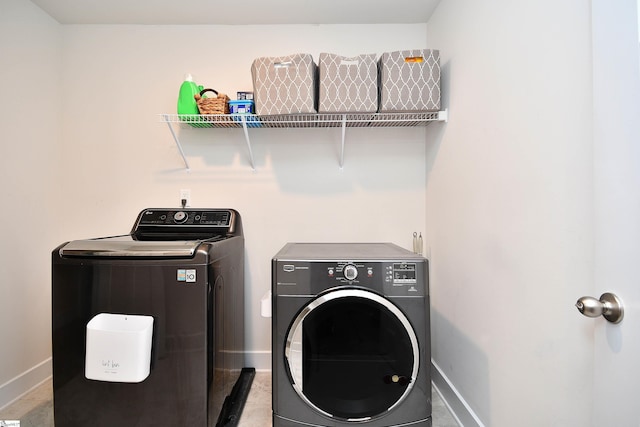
229 100 255 114
229 100 260 127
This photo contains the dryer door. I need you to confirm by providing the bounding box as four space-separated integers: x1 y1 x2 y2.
285 288 419 422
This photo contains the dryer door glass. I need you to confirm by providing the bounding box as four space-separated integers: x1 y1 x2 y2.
285 289 419 421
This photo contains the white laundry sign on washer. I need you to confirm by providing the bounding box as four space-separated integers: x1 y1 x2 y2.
177 269 196 282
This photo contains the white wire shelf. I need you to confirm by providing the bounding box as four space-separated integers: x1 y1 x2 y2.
159 110 448 170
161 111 446 128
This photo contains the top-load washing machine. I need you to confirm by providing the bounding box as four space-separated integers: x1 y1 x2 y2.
52 208 250 427
272 243 431 427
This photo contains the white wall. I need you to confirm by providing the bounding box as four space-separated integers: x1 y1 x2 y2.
0 1 611 423
0 2 607 424
0 7 434 405
0 0 62 407
425 0 594 425
56 24 431 369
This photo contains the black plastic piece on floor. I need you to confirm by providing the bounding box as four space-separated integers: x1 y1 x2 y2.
216 367 257 427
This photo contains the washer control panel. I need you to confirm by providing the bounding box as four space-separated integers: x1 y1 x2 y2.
137 209 232 226
131 208 240 240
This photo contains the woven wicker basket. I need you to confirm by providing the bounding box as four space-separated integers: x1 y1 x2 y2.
194 88 230 114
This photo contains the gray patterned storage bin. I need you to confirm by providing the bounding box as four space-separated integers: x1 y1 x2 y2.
251 53 317 115
378 49 441 112
318 53 378 113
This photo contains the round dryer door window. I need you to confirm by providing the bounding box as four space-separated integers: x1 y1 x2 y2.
285 289 419 422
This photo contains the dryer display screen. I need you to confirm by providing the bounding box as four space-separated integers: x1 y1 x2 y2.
393 263 417 284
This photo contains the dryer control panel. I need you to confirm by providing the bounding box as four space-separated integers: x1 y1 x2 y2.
274 260 428 297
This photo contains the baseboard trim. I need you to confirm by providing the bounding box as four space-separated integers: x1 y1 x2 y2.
0 358 52 411
244 350 271 371
431 360 485 427
0 354 484 424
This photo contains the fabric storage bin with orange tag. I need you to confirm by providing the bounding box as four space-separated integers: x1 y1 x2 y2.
318 53 378 113
378 49 441 112
251 53 317 115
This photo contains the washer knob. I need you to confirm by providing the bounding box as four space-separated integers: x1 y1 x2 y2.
173 211 188 224
343 264 358 281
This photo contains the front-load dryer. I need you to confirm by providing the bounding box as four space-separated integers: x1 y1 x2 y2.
272 243 431 427
52 208 251 427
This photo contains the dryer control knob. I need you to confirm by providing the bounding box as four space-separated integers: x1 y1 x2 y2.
344 264 358 281
174 211 188 224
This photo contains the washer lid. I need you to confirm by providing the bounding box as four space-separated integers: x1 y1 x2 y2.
59 235 203 258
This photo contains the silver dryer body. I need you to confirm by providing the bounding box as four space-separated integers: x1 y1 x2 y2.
272 243 431 427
